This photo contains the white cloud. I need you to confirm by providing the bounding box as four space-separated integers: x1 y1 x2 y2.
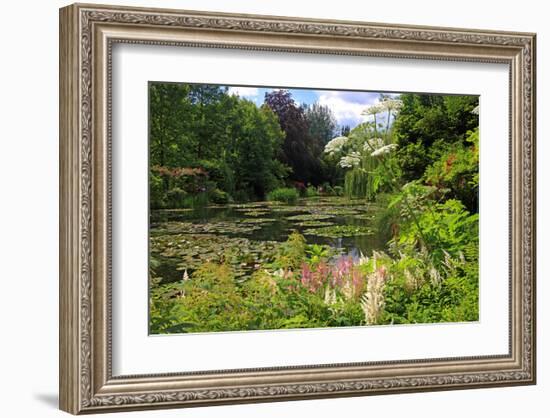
318 92 372 127
317 91 397 127
228 86 259 98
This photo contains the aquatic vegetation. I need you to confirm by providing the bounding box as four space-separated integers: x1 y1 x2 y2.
287 213 334 221
229 202 267 209
241 209 271 217
294 220 334 228
239 218 277 224
154 208 194 213
303 225 374 238
269 205 309 213
314 207 360 216
152 220 262 235
151 233 282 278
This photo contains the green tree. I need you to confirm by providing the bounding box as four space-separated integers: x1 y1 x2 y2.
229 100 287 198
149 82 194 168
304 103 337 151
264 90 319 184
149 82 288 205
393 94 479 182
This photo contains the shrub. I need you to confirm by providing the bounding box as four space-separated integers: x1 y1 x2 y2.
233 189 251 202
267 187 299 204
333 186 344 196
182 192 209 209
178 263 252 332
321 184 335 196
197 159 234 193
305 186 319 197
274 232 307 270
166 187 187 208
209 188 230 204
149 172 166 209
424 128 479 212
391 197 478 267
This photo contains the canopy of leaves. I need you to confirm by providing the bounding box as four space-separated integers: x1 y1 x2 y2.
264 90 321 184
149 83 288 207
392 94 479 182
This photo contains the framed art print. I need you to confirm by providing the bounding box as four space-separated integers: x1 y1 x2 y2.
59 3 536 414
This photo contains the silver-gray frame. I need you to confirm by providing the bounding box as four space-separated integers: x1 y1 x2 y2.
59 3 536 414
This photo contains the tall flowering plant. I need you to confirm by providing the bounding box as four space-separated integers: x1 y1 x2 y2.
296 252 392 325
324 96 403 199
299 255 367 302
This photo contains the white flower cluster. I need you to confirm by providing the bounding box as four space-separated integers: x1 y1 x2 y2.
339 151 361 168
363 137 384 152
361 98 404 117
381 98 404 112
324 135 349 155
371 143 398 157
472 105 480 115
361 103 384 116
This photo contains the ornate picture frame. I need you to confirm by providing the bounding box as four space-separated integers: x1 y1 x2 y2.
59 3 536 414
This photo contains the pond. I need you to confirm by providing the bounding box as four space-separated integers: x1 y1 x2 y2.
150 196 388 284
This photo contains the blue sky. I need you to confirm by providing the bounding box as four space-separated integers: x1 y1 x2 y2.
226 85 394 129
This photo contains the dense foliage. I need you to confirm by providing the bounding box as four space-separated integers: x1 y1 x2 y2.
149 85 480 334
392 94 478 183
150 83 288 207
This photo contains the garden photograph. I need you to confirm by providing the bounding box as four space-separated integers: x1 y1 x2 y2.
148 82 480 334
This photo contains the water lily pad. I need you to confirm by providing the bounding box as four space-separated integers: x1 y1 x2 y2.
303 225 374 238
150 233 282 278
294 220 334 227
152 220 261 235
354 213 375 221
155 208 194 213
240 218 277 224
269 205 308 214
229 202 267 209
240 209 271 217
316 207 360 216
287 214 334 221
